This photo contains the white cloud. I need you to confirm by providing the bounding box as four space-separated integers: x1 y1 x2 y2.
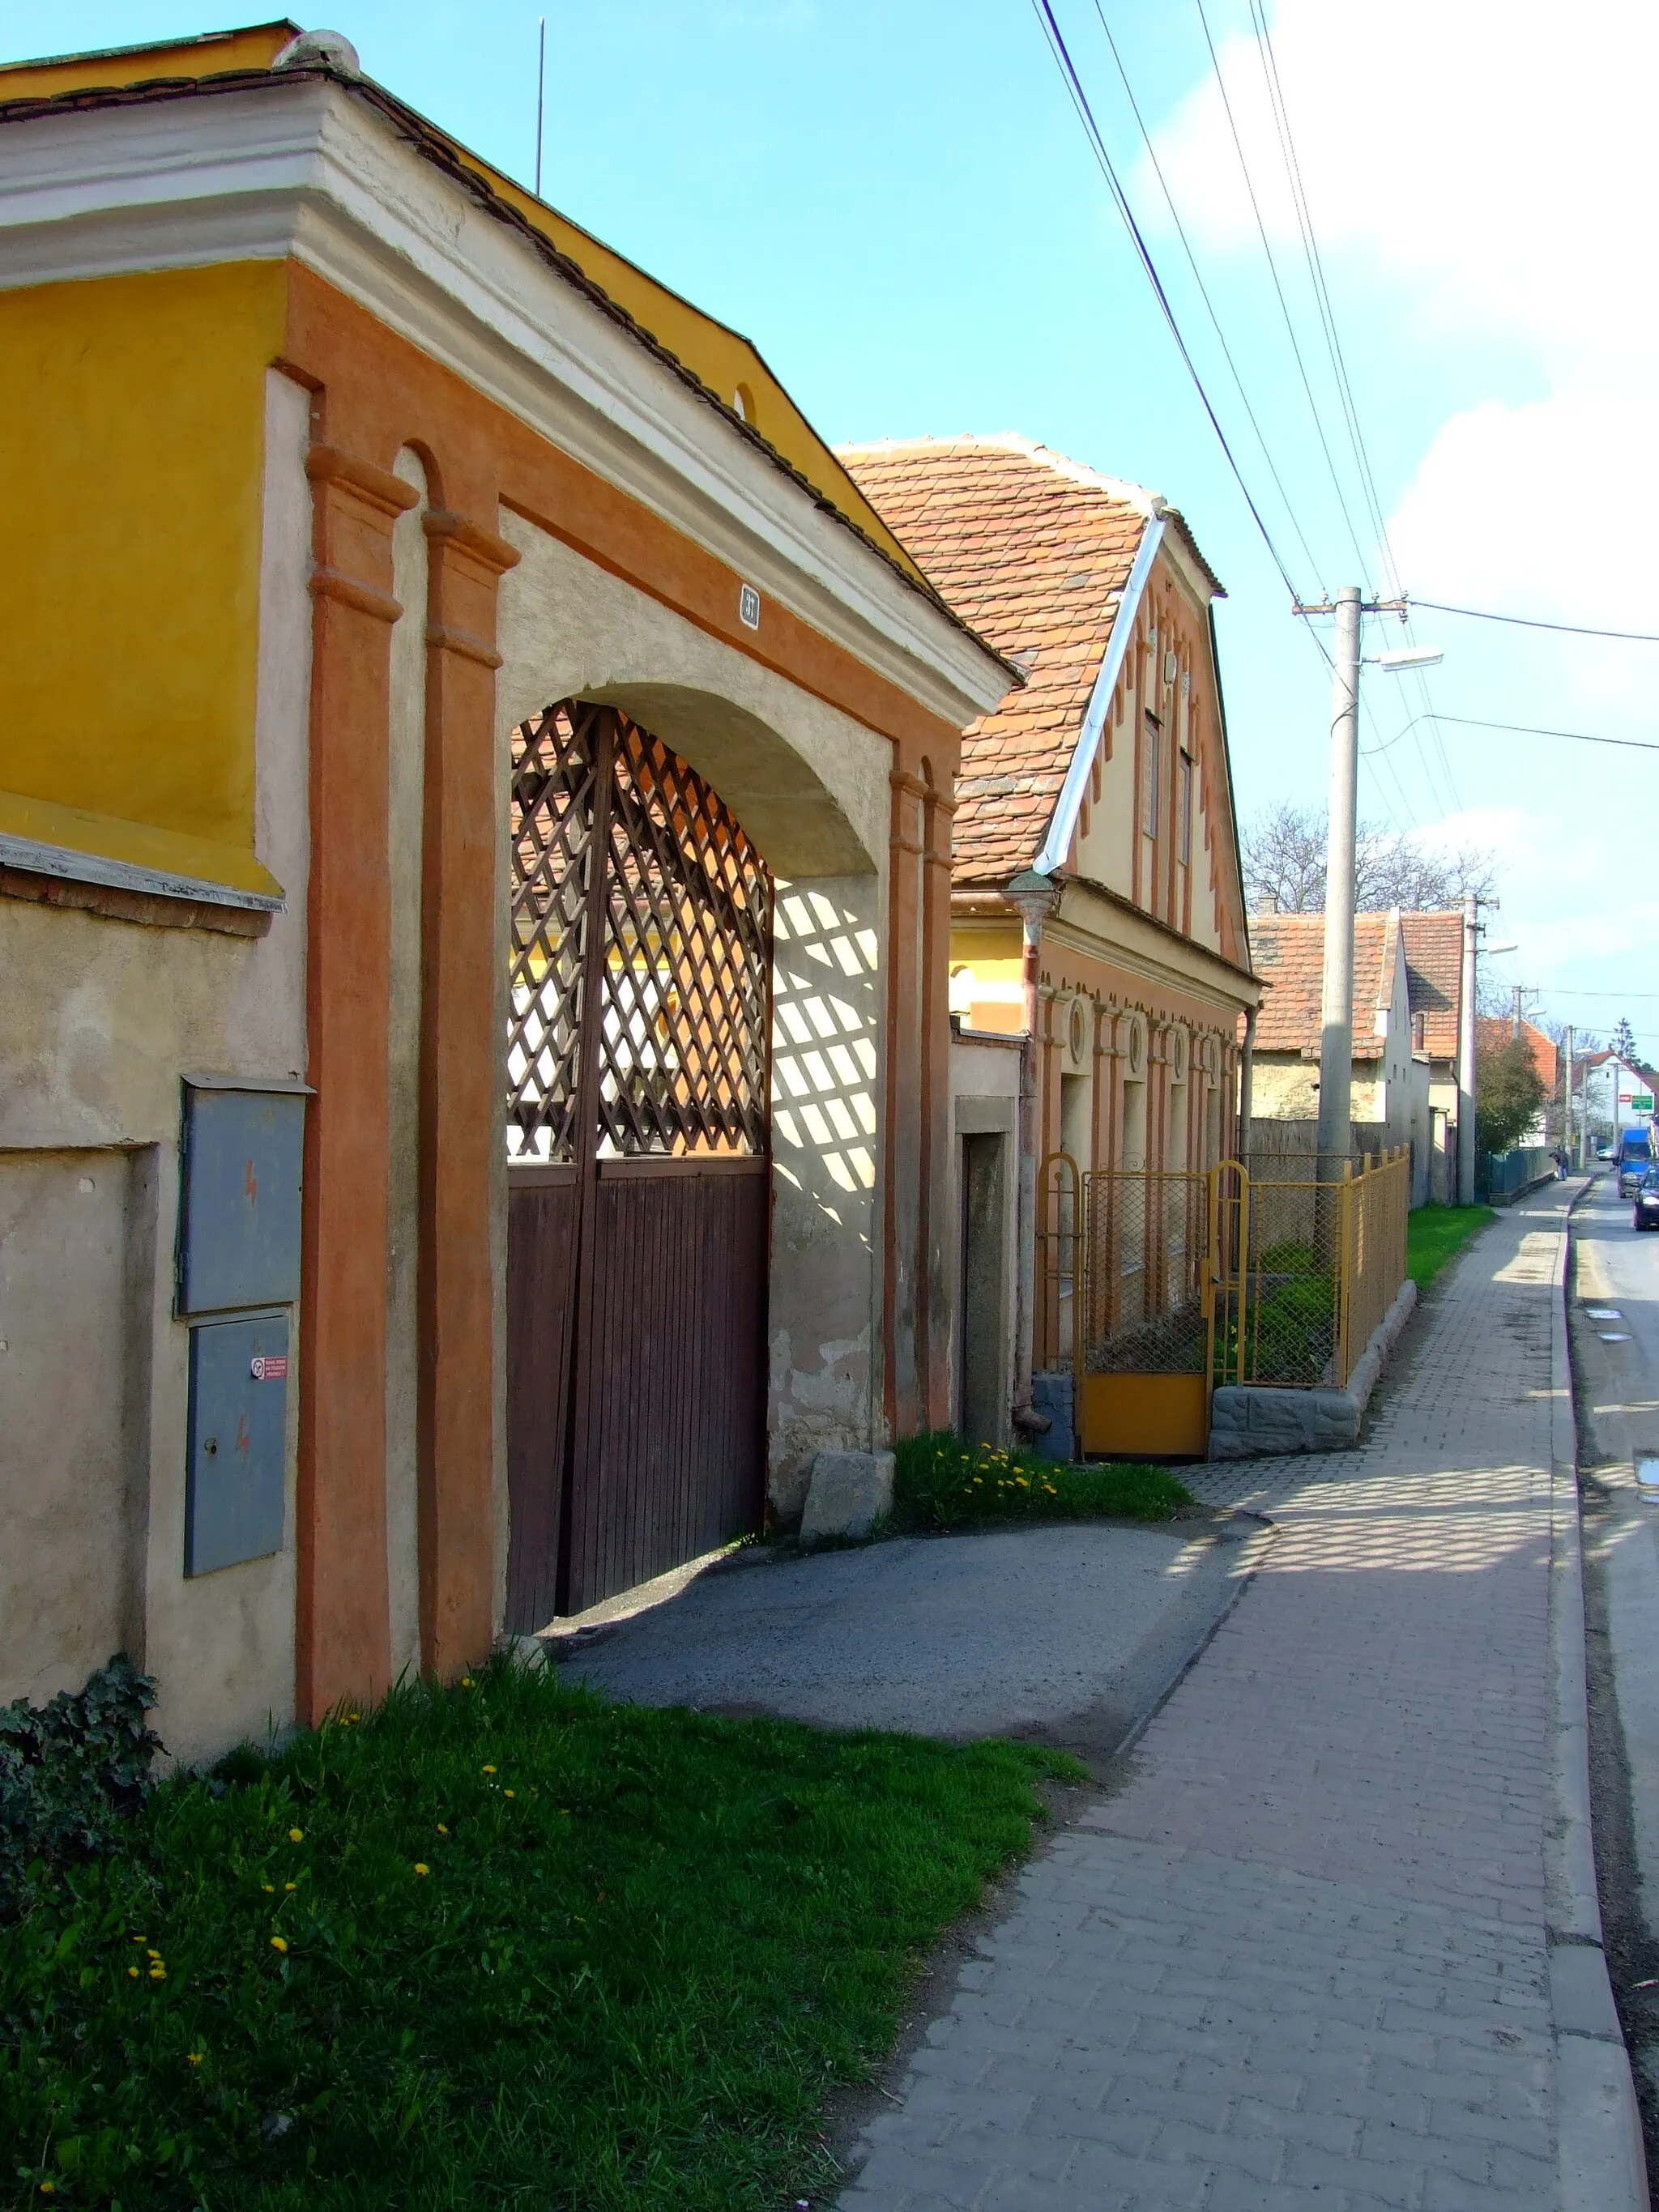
1145 1 1659 1006
1146 0 1659 379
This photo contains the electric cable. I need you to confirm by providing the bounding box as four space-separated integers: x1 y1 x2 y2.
1087 0 1327 594
1411 599 1659 644
1026 0 1307 603
1363 711 1659 758
1189 0 1373 585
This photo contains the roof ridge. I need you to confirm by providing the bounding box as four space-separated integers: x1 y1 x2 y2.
834 433 1163 521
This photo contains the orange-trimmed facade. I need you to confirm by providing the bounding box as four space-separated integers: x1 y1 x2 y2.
841 439 1260 1424
0 33 1010 1753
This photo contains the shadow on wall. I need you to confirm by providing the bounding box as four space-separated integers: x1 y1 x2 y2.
767 878 881 1518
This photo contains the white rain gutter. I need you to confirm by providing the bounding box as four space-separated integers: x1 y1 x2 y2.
1030 512 1165 878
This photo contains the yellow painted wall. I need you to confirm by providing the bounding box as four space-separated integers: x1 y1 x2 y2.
0 22 296 101
0 23 921 593
0 261 285 896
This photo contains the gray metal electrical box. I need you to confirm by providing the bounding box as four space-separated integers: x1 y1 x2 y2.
185 1311 290 1575
178 1080 306 1315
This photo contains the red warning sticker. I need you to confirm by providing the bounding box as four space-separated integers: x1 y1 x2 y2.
250 1355 288 1381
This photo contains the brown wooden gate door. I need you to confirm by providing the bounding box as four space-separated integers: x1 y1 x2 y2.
505 701 771 1627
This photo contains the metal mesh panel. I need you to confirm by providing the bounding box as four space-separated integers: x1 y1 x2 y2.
1078 1170 1212 1375
1227 1174 1342 1387
507 702 602 1163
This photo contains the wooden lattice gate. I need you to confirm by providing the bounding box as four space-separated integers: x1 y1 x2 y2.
505 701 772 1626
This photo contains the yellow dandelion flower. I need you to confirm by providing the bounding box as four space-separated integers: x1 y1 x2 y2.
481 1764 497 1775
288 1827 304 1843
504 1788 515 1799
270 1936 288 1954
262 1883 275 1894
146 1948 160 1959
39 2183 55 2197
149 1965 166 1980
461 1677 475 1687
284 1882 296 1892
187 2052 204 2065
437 1822 449 1835
414 1862 430 1876
128 1966 139 1979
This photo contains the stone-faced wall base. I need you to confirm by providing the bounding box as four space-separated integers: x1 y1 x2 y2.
1209 1277 1418 1461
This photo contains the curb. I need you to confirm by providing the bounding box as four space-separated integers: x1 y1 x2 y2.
1546 1182 1649 2210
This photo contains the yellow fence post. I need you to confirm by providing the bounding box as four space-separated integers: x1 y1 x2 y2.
1337 1156 1356 1386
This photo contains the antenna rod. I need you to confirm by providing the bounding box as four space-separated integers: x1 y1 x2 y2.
535 16 546 198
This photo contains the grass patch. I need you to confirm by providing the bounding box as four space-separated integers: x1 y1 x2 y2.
891 1430 1192 1532
1 1663 1076 2210
1407 1203 1499 1290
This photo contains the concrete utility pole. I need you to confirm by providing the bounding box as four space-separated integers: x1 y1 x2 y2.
1315 586 1363 1168
1512 984 1524 1041
1457 893 1478 1204
1565 1024 1576 1164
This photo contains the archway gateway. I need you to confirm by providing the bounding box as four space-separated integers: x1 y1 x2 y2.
505 701 772 1626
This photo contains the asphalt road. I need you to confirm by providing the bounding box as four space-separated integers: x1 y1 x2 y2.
1569 1168 1659 2185
551 1517 1257 1764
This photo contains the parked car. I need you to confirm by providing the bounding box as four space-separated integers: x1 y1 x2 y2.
1636 1166 1659 1230
1598 1141 1614 1161
1618 1127 1653 1196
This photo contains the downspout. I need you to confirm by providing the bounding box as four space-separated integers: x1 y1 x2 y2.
1006 867 1060 1434
1238 1004 1256 1159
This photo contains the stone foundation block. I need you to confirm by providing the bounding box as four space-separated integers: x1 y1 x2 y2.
1209 1384 1360 1459
1030 1370 1075 1462
800 1449 895 1541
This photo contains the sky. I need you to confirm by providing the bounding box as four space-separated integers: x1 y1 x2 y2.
9 0 1654 1050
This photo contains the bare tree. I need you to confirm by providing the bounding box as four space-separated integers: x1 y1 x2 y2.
1241 801 1497 915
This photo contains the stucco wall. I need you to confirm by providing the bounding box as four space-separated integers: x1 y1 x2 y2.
493 509 893 1526
0 367 312 1758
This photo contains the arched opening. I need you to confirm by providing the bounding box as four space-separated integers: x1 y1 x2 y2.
505 700 772 1626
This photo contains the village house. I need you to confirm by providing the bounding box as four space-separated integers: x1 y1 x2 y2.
1247 906 1453 1205
839 435 1260 1453
0 25 1013 1755
1476 1015 1559 1148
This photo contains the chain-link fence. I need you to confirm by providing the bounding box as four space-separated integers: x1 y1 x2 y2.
1040 1150 1412 1439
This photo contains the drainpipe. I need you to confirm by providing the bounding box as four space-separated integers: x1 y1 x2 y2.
1238 1004 1256 1161
1006 868 1061 1434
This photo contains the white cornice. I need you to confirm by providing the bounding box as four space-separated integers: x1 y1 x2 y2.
0 80 1009 728
1031 517 1163 877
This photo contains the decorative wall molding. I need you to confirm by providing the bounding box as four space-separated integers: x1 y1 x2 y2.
0 80 1007 731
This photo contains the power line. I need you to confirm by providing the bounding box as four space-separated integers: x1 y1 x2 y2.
1086 1 1328 593
1189 0 1371 585
1413 599 1659 645
1026 0 1307 602
1234 0 1462 816
1363 711 1659 759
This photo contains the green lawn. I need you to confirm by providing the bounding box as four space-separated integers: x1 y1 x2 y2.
2 1665 1076 2210
890 1430 1192 1532
1406 1203 1498 1290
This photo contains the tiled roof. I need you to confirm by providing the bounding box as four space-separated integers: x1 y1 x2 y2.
1249 910 1399 1059
1398 910 1464 1061
837 435 1164 884
1478 1017 1559 1089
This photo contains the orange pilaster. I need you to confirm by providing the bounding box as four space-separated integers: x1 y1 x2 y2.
296 441 419 1723
416 508 519 1678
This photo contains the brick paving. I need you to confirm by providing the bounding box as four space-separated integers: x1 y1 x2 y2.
837 1195 1572 2211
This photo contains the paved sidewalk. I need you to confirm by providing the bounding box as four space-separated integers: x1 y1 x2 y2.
838 1193 1586 2211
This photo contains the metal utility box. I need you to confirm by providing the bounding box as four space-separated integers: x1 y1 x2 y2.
185 1311 290 1575
177 1081 305 1315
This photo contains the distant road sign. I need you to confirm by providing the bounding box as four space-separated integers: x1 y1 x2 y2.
1636 1095 1654 1111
